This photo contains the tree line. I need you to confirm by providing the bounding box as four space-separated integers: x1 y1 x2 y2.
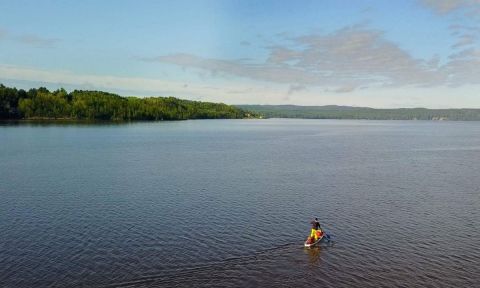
237 105 480 121
0 84 252 121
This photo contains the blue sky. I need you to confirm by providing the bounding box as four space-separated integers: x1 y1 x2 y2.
0 0 479 108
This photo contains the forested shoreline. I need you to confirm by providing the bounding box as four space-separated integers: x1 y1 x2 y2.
0 84 252 121
237 105 480 121
4 83 480 122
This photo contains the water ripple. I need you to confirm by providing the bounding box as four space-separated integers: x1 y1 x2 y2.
1 120 479 287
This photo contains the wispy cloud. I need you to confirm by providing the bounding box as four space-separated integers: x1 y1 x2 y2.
0 28 7 39
444 48 480 85
0 64 287 103
141 24 480 92
287 84 306 95
0 27 60 47
334 85 357 93
0 64 199 93
452 34 476 48
15 34 60 48
449 24 480 49
420 0 480 16
421 0 469 14
2 63 480 108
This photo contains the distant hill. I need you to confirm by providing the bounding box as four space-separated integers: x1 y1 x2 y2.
236 105 480 121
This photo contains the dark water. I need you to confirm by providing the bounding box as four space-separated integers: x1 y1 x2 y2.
1 119 479 287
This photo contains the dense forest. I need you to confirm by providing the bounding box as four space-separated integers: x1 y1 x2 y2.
0 84 252 121
237 105 480 121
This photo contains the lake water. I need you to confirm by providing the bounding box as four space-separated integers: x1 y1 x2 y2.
1 119 479 287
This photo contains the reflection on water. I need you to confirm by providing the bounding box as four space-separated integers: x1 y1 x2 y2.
305 246 322 266
304 237 335 267
1 119 479 287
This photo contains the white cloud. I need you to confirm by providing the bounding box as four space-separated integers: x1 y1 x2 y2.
1 23 479 108
142 25 480 92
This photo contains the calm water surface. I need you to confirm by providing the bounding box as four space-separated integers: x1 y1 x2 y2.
1 119 479 287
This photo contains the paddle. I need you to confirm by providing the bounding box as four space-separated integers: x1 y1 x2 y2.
319 226 331 242
324 232 331 242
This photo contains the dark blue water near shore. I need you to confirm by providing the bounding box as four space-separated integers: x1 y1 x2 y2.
1 119 479 287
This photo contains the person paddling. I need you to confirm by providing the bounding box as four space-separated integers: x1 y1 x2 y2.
310 218 322 240
311 218 321 230
306 217 330 246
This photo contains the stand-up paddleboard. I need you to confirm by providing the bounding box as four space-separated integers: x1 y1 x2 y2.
304 233 324 248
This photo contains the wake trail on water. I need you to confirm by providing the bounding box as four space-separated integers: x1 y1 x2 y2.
101 241 333 288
